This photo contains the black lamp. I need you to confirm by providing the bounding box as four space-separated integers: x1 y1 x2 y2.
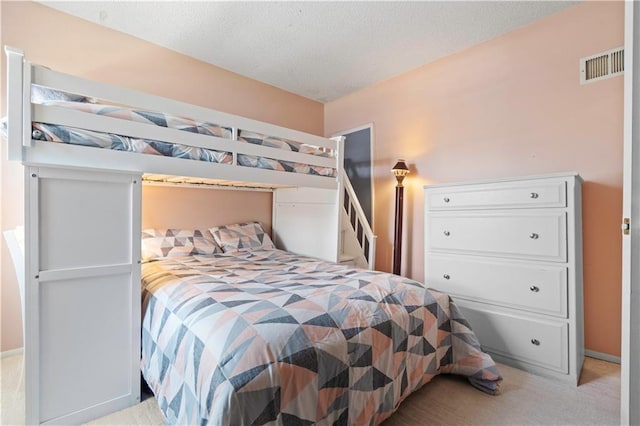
392 160 409 275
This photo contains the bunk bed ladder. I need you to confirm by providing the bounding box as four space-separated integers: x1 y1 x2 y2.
340 171 376 269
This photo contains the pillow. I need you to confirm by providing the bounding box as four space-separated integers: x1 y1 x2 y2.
141 229 222 261
31 85 90 104
209 222 275 253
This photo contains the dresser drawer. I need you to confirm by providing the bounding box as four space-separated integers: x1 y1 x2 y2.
427 211 567 262
458 304 569 373
426 179 566 210
426 256 568 317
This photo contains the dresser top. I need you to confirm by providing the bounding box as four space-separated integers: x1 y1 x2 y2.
423 172 582 189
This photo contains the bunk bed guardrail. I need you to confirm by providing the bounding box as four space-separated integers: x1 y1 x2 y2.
5 46 342 190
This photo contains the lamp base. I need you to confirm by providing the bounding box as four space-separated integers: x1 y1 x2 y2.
392 185 404 276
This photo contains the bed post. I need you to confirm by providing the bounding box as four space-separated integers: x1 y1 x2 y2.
334 136 345 191
5 46 31 161
333 136 346 262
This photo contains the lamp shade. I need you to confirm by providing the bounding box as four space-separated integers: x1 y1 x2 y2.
392 159 409 185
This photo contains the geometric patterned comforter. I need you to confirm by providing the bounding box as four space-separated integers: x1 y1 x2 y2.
141 250 501 425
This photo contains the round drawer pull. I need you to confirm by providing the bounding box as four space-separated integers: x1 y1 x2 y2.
529 285 540 293
530 192 539 199
443 274 451 280
529 233 539 239
443 197 450 203
531 338 541 346
443 230 450 236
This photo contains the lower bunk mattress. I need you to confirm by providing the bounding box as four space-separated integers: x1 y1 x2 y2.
141 249 501 425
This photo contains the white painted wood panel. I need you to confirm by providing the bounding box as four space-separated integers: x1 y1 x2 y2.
272 188 339 263
427 211 567 262
427 179 566 210
39 274 132 422
38 176 132 270
458 302 569 373
25 167 141 425
426 255 567 317
273 187 337 204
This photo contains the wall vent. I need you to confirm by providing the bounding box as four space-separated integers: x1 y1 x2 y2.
580 47 624 84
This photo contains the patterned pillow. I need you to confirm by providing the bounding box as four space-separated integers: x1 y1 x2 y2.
31 85 90 103
141 229 222 261
209 222 276 253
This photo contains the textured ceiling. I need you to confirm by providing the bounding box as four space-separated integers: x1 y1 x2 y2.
40 1 577 103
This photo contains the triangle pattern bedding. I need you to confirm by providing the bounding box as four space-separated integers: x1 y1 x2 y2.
141 249 501 425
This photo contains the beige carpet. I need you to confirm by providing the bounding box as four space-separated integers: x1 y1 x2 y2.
0 354 619 425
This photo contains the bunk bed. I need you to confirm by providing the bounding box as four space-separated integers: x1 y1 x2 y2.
4 46 501 425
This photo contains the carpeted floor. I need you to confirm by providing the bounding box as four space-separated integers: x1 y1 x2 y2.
0 353 619 425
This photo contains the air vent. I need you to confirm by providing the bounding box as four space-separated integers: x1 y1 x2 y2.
580 47 624 84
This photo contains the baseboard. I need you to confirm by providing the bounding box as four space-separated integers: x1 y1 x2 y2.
0 347 24 359
585 349 621 364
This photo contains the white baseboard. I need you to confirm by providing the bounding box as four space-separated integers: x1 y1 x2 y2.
0 347 24 359
585 349 621 364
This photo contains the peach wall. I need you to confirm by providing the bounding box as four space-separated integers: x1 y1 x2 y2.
142 186 273 234
0 1 323 352
325 2 624 356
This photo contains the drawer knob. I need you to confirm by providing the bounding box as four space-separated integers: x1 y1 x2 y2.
443 274 451 280
529 285 540 293
443 197 450 203
530 192 539 199
531 338 541 346
443 230 450 236
529 233 539 239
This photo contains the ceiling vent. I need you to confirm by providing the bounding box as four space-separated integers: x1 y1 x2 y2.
580 47 624 84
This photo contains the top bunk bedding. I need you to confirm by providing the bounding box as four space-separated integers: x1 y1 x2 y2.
140 247 502 425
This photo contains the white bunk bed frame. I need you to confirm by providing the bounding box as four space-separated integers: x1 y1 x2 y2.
5 46 376 424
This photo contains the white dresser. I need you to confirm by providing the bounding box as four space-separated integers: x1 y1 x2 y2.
424 173 583 383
